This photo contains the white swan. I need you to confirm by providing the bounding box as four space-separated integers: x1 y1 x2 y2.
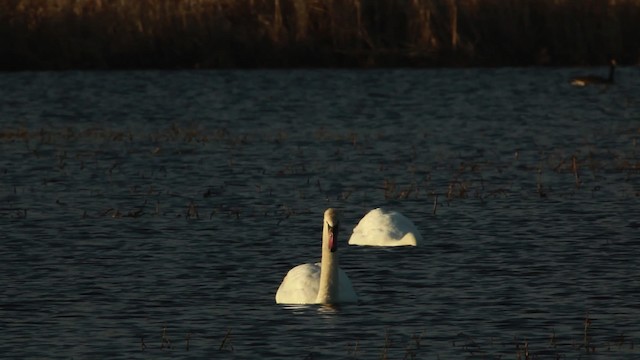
348 208 422 247
275 208 358 305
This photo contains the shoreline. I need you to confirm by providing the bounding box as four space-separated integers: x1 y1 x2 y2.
2 0 639 70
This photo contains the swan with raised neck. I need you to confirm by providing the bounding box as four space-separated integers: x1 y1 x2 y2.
315 208 340 303
275 208 358 305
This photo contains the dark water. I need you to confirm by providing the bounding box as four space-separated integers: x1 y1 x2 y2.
1 68 639 359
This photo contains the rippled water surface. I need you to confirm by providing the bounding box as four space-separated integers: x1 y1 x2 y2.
1 68 639 359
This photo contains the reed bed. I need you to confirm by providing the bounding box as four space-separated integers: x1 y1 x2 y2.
2 0 640 69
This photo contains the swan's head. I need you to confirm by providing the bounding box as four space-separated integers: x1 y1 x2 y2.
323 208 340 253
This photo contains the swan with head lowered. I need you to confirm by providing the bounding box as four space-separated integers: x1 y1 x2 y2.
275 208 358 305
348 208 422 247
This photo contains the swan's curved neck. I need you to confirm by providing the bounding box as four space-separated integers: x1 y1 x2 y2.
316 223 339 304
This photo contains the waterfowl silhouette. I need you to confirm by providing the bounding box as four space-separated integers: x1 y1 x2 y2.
570 59 616 86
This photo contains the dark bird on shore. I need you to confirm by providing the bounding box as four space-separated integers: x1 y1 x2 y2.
570 59 616 86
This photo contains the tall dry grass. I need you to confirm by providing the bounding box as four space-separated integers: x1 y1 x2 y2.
1 0 639 69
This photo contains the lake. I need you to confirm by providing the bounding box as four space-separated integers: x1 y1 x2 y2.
1 68 639 359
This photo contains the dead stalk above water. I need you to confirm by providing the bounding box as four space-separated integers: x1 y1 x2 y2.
584 312 593 353
536 166 547 197
219 328 234 352
515 338 530 360
572 155 581 188
161 325 171 349
432 194 438 215
381 328 392 359
185 331 191 351
187 201 199 219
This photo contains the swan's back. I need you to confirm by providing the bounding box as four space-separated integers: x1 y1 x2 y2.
348 208 422 247
275 263 320 304
275 263 357 304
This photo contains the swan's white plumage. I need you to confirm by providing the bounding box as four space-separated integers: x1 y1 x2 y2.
275 263 357 304
348 208 422 247
275 208 358 305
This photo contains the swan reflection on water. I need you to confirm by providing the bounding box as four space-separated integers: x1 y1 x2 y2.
278 303 348 316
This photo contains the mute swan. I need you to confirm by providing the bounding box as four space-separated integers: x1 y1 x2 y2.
348 208 422 247
275 208 358 305
570 59 616 86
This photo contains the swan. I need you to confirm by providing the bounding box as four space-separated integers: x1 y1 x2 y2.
348 208 422 247
275 208 358 305
570 59 616 86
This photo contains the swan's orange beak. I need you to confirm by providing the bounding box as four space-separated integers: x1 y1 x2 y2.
328 225 337 252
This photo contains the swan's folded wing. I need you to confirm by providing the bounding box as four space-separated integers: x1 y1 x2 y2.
275 263 321 304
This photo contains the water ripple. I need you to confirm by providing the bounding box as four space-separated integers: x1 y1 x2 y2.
1 68 639 359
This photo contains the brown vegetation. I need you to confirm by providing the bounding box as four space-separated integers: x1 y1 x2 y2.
1 0 640 69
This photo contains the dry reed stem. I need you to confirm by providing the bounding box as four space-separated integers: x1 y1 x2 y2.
347 339 359 356
161 325 171 349
219 328 234 351
572 155 581 188
584 312 593 353
187 201 199 219
432 194 438 215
